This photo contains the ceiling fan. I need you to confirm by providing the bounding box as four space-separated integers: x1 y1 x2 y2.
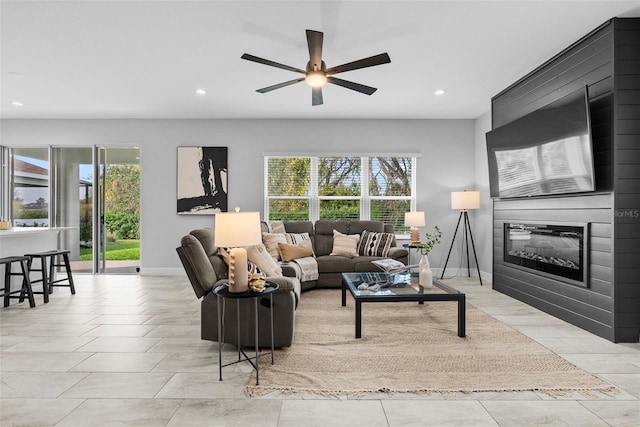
241 29 391 106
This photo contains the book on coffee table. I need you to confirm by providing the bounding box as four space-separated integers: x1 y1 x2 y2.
371 258 416 273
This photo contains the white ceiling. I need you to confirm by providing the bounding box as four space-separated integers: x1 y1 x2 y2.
2 0 639 120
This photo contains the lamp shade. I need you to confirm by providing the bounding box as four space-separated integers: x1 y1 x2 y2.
404 211 426 227
451 191 480 210
214 211 262 247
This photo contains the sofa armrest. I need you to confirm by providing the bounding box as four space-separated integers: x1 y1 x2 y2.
265 275 301 306
279 262 301 279
388 246 409 259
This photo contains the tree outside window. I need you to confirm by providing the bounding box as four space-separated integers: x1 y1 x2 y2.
265 155 415 232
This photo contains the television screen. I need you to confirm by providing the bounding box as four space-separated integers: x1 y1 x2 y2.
486 86 595 199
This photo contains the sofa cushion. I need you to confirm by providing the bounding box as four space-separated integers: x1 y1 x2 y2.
348 221 384 235
330 230 360 257
357 230 394 257
283 221 314 235
354 256 392 272
180 234 217 292
314 220 348 256
316 254 355 273
278 239 314 262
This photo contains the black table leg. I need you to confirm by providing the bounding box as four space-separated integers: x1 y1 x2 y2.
217 296 223 381
458 295 466 338
355 300 362 339
270 293 274 364
236 300 241 361
254 298 259 385
341 280 347 306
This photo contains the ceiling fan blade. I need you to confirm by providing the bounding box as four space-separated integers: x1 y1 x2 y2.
306 29 324 70
312 87 323 106
327 77 377 95
256 78 305 93
325 53 391 75
241 53 305 74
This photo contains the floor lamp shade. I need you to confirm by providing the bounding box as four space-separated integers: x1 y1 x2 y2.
214 211 262 293
451 191 480 211
443 192 483 285
405 211 426 244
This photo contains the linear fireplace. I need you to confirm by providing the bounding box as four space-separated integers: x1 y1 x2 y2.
504 222 588 287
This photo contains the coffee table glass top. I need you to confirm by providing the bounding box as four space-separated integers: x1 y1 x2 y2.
342 271 461 298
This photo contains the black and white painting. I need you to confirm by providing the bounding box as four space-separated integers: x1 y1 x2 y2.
177 146 228 214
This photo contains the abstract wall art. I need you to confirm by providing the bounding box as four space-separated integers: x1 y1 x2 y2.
177 146 228 214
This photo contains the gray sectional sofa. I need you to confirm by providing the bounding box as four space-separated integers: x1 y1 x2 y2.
269 220 408 290
177 220 408 348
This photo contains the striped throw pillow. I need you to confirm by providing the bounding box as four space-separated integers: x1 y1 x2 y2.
357 230 394 257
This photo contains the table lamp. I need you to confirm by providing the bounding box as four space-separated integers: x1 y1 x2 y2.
441 191 483 285
214 209 262 293
404 211 426 244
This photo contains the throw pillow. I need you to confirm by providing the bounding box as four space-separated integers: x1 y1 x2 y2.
278 239 315 262
246 243 283 277
268 221 286 234
357 230 394 257
285 232 310 245
330 229 360 257
262 232 287 260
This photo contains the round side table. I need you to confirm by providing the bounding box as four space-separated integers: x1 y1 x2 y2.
213 282 278 385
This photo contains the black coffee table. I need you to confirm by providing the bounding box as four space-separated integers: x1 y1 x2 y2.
341 272 466 339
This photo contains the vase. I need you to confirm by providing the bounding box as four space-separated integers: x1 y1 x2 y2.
419 253 433 288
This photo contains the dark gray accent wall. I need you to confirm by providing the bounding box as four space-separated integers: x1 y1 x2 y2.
490 18 640 342
613 18 640 342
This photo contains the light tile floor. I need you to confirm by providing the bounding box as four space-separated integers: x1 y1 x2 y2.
1 275 638 426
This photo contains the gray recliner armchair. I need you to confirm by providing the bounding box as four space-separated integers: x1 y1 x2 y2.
176 227 301 348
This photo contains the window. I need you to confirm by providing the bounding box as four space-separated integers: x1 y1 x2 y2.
265 155 416 234
10 148 50 227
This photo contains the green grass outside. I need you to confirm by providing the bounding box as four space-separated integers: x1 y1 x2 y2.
79 240 140 261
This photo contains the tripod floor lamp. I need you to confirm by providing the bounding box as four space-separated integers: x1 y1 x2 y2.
441 191 483 285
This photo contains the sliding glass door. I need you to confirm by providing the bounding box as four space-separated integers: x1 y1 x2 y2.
95 147 141 273
50 147 93 272
4 146 140 274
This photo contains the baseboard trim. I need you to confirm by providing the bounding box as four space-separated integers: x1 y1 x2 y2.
140 268 185 276
437 268 492 285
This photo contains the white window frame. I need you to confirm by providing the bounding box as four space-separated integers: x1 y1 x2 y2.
264 154 418 232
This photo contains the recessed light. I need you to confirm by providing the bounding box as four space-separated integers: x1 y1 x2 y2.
434 89 446 96
196 89 207 95
11 101 24 107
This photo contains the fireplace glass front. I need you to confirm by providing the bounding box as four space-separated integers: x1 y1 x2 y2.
503 222 587 287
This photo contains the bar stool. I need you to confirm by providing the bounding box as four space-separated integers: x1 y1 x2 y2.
1 256 36 308
25 250 76 303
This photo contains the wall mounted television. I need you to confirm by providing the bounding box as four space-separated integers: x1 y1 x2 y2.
486 86 595 199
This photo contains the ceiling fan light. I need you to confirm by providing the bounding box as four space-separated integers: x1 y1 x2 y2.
305 71 327 88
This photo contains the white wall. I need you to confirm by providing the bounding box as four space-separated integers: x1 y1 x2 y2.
2 118 488 276
474 112 493 283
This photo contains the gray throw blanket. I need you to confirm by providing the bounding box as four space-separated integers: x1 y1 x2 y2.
293 256 319 282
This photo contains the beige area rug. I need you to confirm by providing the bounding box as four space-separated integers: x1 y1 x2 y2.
246 289 616 397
